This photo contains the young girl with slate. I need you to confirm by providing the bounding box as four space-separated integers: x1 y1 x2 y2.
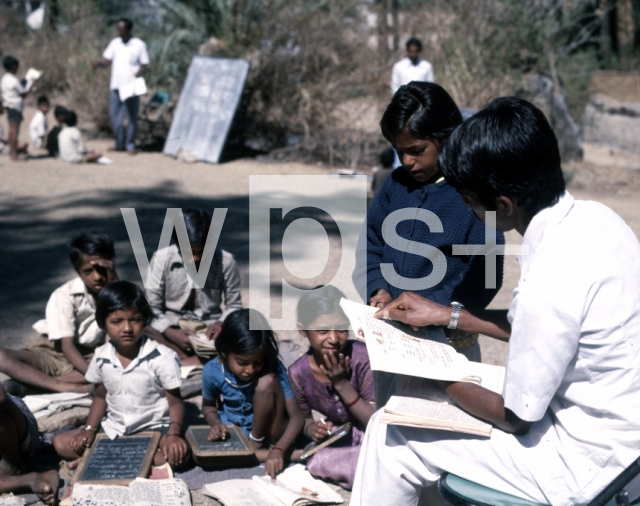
201 309 304 481
288 286 375 490
53 281 190 468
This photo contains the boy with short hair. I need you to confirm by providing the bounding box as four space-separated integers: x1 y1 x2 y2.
45 105 67 157
0 383 60 505
29 95 50 149
0 231 118 394
58 110 102 163
0 56 35 161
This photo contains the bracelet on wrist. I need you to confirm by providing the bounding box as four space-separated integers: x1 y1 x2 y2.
249 432 265 443
304 421 315 438
344 394 361 409
169 421 183 428
271 445 285 456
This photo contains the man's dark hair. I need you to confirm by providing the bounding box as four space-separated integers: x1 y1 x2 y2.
381 81 462 144
69 231 116 270
54 105 67 118
118 18 133 30
406 37 422 51
37 96 49 106
440 96 566 214
64 110 78 127
380 147 395 169
171 209 211 246
2 56 19 72
95 281 154 329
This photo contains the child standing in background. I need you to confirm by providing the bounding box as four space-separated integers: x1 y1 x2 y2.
0 56 35 161
29 96 50 149
0 99 28 155
201 309 304 481
53 281 190 468
289 286 375 489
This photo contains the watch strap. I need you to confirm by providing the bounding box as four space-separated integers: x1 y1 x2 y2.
447 302 464 330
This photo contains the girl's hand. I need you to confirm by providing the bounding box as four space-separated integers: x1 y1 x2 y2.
265 448 285 482
206 321 223 340
310 420 334 443
162 434 189 467
319 352 351 386
208 423 228 441
369 290 392 309
69 430 95 455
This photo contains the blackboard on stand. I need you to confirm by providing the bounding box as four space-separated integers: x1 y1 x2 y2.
163 56 250 164
71 431 161 486
185 424 256 468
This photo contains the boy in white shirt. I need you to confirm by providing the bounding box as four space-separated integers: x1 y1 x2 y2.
28 96 49 149
0 56 34 161
58 110 101 163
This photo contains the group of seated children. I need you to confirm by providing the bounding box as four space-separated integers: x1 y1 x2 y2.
0 210 373 502
1 55 100 163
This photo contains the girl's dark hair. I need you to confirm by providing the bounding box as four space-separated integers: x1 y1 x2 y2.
171 209 211 246
69 231 115 270
95 281 154 329
380 81 463 145
296 285 347 329
54 106 67 117
64 110 78 127
215 309 280 376
440 96 565 214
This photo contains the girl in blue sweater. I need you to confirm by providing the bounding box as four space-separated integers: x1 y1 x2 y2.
353 82 504 403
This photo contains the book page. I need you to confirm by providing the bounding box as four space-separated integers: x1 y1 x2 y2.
130 478 190 506
253 465 344 505
340 299 474 382
203 480 281 506
71 484 131 506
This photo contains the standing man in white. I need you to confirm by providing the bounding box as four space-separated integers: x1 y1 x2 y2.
93 18 149 155
389 38 434 167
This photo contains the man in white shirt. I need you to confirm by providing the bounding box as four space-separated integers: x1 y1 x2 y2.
28 96 49 149
351 97 640 505
92 18 149 155
390 38 434 95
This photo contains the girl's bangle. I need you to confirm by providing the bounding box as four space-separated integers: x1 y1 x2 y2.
304 421 315 438
344 394 361 409
169 421 182 428
249 432 265 443
271 445 285 456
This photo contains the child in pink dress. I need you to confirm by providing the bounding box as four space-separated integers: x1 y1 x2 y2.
288 286 375 489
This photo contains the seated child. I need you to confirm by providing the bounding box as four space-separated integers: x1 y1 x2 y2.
58 110 101 163
201 309 304 481
45 105 67 157
145 208 243 365
0 99 27 156
0 231 117 394
288 286 375 490
0 383 60 505
53 281 190 468
29 96 49 149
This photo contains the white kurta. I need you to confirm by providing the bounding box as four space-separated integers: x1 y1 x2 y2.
352 192 640 506
390 57 434 94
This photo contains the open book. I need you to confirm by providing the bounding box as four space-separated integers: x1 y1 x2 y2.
119 77 148 101
203 465 343 506
382 375 496 436
70 478 190 506
340 299 505 389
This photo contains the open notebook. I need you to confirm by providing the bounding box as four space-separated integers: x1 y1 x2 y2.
203 465 343 506
69 478 190 506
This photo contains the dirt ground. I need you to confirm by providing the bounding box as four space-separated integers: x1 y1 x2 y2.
2 106 640 504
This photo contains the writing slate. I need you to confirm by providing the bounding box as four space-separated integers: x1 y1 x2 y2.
186 425 253 458
163 56 250 164
71 432 161 486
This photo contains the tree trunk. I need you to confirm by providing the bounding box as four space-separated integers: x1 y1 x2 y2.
616 0 635 70
390 0 399 52
600 0 613 69
377 0 390 57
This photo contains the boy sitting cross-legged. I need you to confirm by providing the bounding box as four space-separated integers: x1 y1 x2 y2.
0 231 118 394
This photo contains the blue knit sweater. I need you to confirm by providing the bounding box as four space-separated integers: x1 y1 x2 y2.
355 168 504 310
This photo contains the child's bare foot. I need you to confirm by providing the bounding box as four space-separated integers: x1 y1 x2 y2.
31 470 60 505
0 458 20 477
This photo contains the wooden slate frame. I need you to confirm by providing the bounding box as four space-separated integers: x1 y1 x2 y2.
71 431 161 486
185 424 253 459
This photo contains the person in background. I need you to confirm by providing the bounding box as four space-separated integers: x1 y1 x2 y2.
45 105 67 157
1 56 35 161
0 99 27 156
58 110 102 163
371 147 395 198
92 18 149 155
390 38 434 95
29 96 50 150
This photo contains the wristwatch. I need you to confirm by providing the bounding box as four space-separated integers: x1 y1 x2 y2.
447 302 464 330
81 425 97 432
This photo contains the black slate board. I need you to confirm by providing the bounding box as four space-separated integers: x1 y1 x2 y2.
185 425 252 457
163 56 250 164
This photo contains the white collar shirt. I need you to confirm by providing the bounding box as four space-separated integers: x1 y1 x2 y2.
29 109 47 147
102 36 150 90
85 336 182 439
503 191 640 504
33 277 106 347
390 57 434 94
1 73 25 110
